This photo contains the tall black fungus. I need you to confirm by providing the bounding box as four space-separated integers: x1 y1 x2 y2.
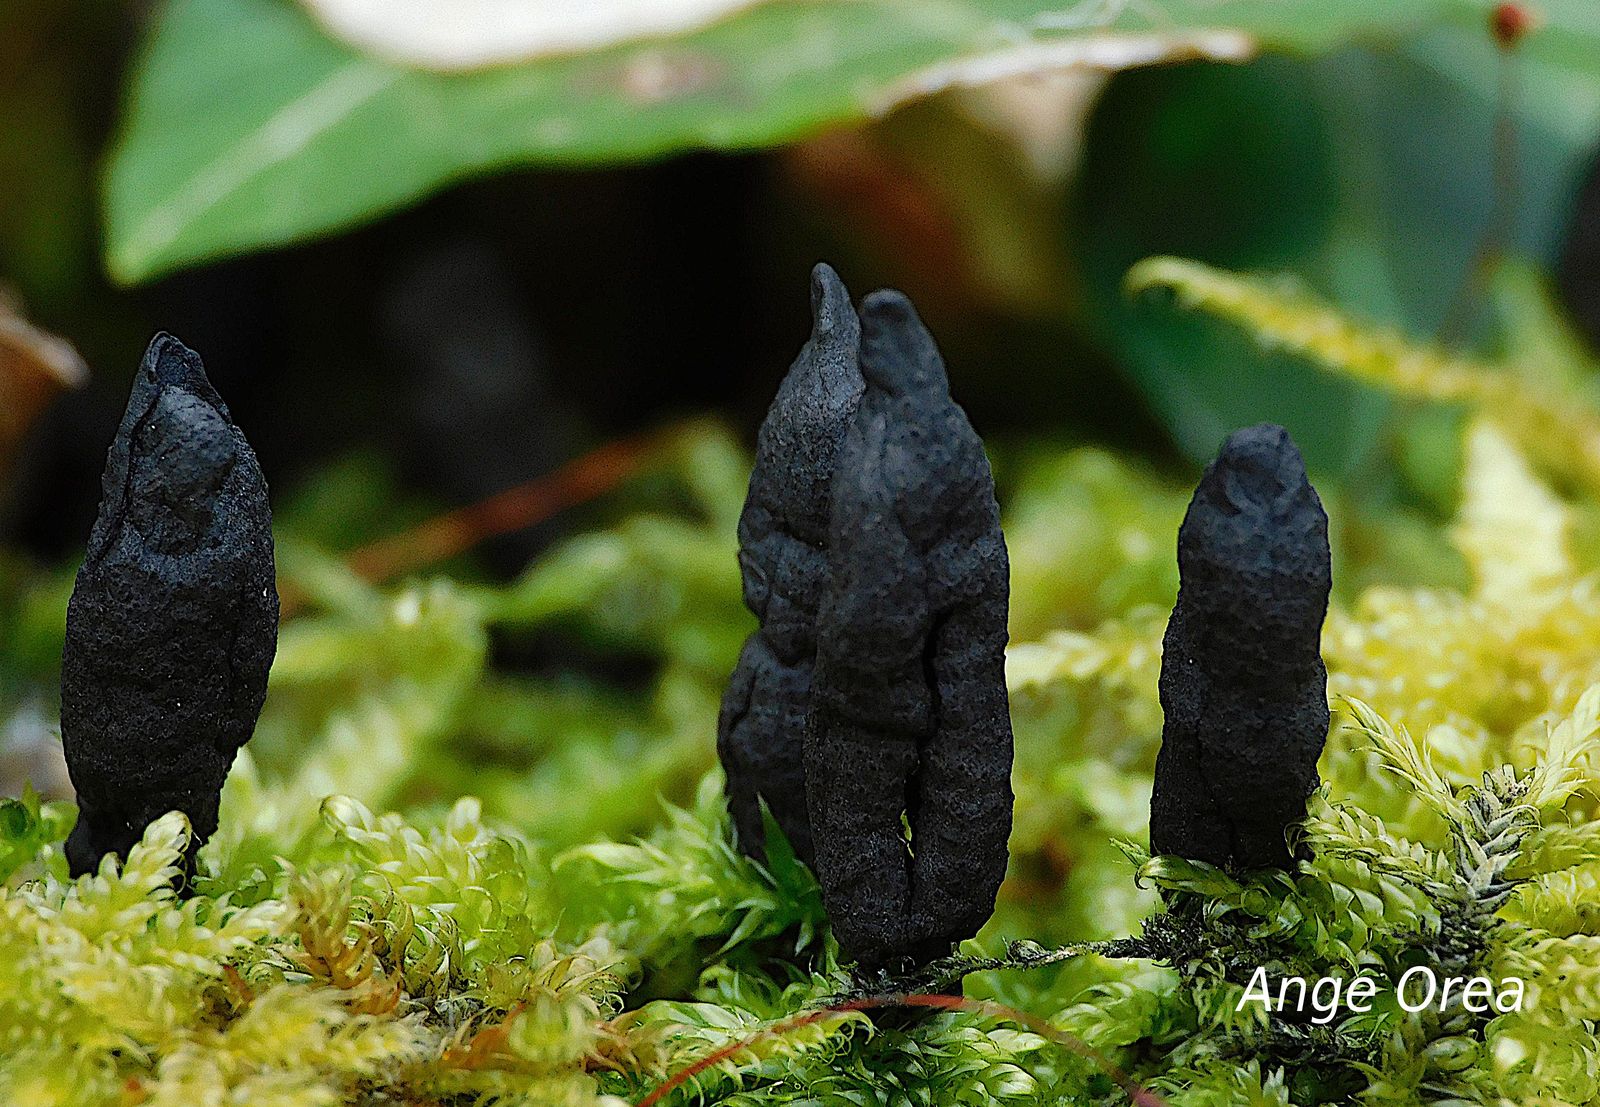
1150 423 1331 871
61 333 278 879
807 290 1014 971
719 264 864 864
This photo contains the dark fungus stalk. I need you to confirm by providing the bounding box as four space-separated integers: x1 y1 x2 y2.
807 290 1014 971
61 333 278 881
1150 423 1331 871
719 263 864 864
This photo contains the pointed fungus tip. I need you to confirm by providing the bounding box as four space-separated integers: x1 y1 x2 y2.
809 262 854 338
859 288 917 329
142 331 208 389
858 289 945 396
1207 423 1311 512
1216 422 1296 466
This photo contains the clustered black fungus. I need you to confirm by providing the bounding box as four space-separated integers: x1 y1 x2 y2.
719 264 863 865
1150 423 1332 871
721 268 1013 973
61 333 278 881
808 290 1015 971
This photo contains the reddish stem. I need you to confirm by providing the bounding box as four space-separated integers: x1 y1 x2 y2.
347 429 664 583
1439 3 1536 344
636 992 1165 1107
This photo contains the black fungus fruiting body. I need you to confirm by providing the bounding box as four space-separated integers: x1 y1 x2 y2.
806 290 1014 971
61 333 279 879
719 264 864 864
1150 423 1331 871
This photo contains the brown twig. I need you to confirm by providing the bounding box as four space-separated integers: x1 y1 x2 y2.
441 1001 530 1069
0 288 88 479
347 429 667 584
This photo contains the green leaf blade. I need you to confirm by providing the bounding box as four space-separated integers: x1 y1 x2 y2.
105 0 1577 284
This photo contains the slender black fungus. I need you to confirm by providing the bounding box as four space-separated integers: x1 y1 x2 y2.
1150 423 1331 871
807 290 1013 971
719 264 864 865
61 333 278 880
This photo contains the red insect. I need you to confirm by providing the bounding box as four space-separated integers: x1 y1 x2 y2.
1492 3 1537 49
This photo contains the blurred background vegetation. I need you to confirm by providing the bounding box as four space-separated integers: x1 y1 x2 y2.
2 0 1600 833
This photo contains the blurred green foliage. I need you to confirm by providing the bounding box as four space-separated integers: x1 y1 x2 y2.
103 0 1600 285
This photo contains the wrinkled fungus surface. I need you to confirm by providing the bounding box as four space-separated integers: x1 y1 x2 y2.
61 332 278 879
1150 423 1331 871
720 271 1015 972
719 263 863 865
806 288 1014 971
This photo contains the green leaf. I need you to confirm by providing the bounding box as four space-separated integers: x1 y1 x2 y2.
1071 9 1600 477
106 0 1495 284
1073 56 1385 475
